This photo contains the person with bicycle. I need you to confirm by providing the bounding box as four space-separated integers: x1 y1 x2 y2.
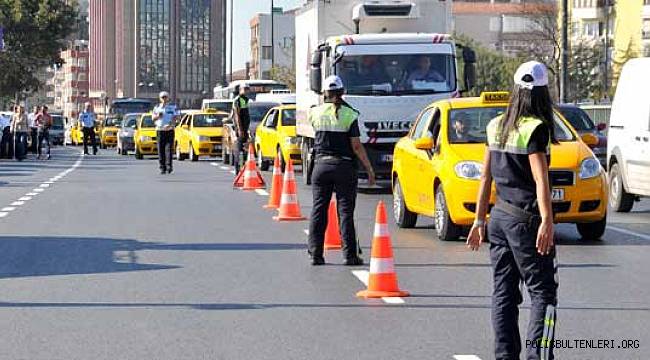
35 105 52 160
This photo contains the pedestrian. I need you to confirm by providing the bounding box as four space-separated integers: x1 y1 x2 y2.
153 91 179 174
35 105 52 160
231 84 250 173
0 111 12 159
466 61 558 360
307 75 376 266
11 105 30 161
79 102 98 155
28 105 40 154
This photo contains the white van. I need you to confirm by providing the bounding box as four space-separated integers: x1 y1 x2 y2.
607 57 650 212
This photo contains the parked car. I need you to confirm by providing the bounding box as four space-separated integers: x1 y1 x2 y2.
557 104 607 168
175 109 228 161
49 114 66 145
100 116 121 148
607 57 650 212
222 101 279 165
255 104 300 170
134 113 157 160
117 113 141 155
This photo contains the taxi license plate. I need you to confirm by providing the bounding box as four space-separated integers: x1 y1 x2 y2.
552 188 565 202
381 154 393 163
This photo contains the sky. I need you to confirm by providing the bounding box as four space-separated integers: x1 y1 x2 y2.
227 0 303 73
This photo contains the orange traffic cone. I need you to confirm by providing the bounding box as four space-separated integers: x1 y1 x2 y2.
233 143 266 190
264 153 283 209
324 199 342 250
273 161 306 221
357 201 409 298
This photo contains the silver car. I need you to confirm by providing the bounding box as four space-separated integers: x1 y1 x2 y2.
117 113 141 155
49 114 66 145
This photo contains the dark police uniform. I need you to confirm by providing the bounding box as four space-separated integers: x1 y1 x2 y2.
486 116 558 360
232 94 250 172
307 102 361 262
153 102 180 173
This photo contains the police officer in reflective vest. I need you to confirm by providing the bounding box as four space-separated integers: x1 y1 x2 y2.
307 75 376 266
232 84 250 173
153 91 180 174
467 61 558 360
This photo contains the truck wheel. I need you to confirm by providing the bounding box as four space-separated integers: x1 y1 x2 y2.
176 143 185 161
301 140 312 185
609 163 634 213
435 186 461 241
393 178 417 228
190 144 199 162
577 215 606 240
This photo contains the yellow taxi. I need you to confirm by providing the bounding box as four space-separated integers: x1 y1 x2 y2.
254 104 301 170
175 109 228 161
392 92 607 241
99 116 121 148
69 120 100 146
134 112 157 159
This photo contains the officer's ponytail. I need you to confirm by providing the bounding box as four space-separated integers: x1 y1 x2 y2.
498 79 557 148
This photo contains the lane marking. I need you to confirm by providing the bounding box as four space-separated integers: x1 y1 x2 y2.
39 184 50 188
229 170 236 175
1 207 15 212
220 166 230 171
255 189 269 196
608 225 650 241
453 356 482 360
26 193 38 196
0 212 8 218
352 270 405 305
303 229 309 235
18 196 32 201
10 201 24 206
33 188 45 193
210 162 219 167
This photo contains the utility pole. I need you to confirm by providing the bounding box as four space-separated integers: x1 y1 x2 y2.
271 0 275 75
560 0 569 103
229 0 234 83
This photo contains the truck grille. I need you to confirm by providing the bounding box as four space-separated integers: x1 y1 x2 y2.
549 171 574 186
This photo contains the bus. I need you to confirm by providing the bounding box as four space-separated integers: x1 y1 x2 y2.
110 98 155 118
212 80 288 101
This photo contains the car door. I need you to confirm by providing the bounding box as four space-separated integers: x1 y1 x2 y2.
176 115 188 153
412 107 442 213
262 110 279 157
401 107 435 211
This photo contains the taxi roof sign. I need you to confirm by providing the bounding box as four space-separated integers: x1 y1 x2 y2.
481 92 510 103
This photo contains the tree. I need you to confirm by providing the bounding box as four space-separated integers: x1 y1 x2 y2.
0 0 78 101
269 65 295 91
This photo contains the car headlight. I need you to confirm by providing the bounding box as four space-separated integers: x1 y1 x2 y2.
284 137 299 145
454 161 483 180
140 136 152 142
198 136 210 142
579 157 601 179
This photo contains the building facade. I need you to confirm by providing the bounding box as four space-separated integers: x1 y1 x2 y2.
89 0 227 109
249 9 295 80
47 41 90 119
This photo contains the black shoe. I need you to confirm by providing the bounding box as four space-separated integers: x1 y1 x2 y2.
344 257 364 266
46 154 51 160
160 169 167 175
167 168 173 174
311 257 325 266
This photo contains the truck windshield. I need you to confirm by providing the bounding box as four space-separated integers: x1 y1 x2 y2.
336 53 456 96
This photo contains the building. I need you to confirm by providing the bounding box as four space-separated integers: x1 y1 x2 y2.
249 8 296 80
453 1 556 55
89 0 227 109
47 41 90 119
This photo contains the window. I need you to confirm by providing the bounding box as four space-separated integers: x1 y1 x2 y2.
281 109 296 126
410 108 434 139
264 110 278 128
262 46 273 60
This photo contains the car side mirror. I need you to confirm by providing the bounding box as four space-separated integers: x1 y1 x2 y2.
415 137 434 150
310 49 323 94
581 133 599 147
596 123 606 132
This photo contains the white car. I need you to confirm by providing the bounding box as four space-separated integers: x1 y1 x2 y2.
607 57 650 212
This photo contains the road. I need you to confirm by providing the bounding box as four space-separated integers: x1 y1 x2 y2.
1 146 649 360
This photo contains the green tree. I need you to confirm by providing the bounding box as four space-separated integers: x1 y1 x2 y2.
0 0 78 100
269 65 295 91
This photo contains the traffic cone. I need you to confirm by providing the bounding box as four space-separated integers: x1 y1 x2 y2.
273 161 306 221
357 201 409 298
264 153 283 209
324 199 342 250
233 143 266 190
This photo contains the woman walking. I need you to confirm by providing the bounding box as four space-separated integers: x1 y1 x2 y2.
467 61 559 360
11 105 30 161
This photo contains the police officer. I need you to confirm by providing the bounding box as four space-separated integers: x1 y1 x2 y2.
231 84 251 173
307 75 376 266
467 61 558 360
153 91 180 174
79 103 98 155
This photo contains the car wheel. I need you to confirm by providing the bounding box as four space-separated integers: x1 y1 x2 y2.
435 186 461 241
176 143 185 161
190 144 199 161
609 163 634 213
301 140 312 186
135 147 143 160
257 146 270 171
577 215 606 240
393 178 417 228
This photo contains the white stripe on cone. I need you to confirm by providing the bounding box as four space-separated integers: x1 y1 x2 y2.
280 194 297 204
369 257 395 274
374 223 390 237
283 171 295 181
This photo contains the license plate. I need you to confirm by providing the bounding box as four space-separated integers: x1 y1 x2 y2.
551 188 565 201
381 154 393 163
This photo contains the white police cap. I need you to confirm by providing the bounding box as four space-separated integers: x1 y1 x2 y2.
514 61 549 90
323 75 344 92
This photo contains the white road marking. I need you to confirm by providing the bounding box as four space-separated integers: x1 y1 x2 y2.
255 189 269 196
0 212 8 218
210 162 219 167
33 188 45 193
220 166 230 171
1 207 15 212
453 355 482 360
10 201 24 206
26 193 38 196
18 196 32 201
608 226 650 241
39 184 50 188
303 229 309 235
351 270 405 305
229 170 236 175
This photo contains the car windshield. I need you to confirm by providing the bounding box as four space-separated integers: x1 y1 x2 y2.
282 109 296 126
193 114 225 127
122 116 138 128
140 115 154 128
104 117 121 127
51 116 65 130
558 106 595 131
204 101 232 113
112 101 153 115
336 53 456 96
447 107 575 144
249 103 279 123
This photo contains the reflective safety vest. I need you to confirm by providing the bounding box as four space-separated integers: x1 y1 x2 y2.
309 103 358 133
234 95 249 109
486 116 549 154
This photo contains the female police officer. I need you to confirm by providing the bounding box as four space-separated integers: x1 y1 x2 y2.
307 75 375 266
467 61 558 360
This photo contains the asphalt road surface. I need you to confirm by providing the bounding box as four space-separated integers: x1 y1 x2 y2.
1 147 649 360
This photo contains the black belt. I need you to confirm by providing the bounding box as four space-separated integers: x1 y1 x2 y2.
315 154 353 162
495 199 540 224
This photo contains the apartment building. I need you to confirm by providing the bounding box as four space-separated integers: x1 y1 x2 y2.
47 41 90 119
249 8 296 80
